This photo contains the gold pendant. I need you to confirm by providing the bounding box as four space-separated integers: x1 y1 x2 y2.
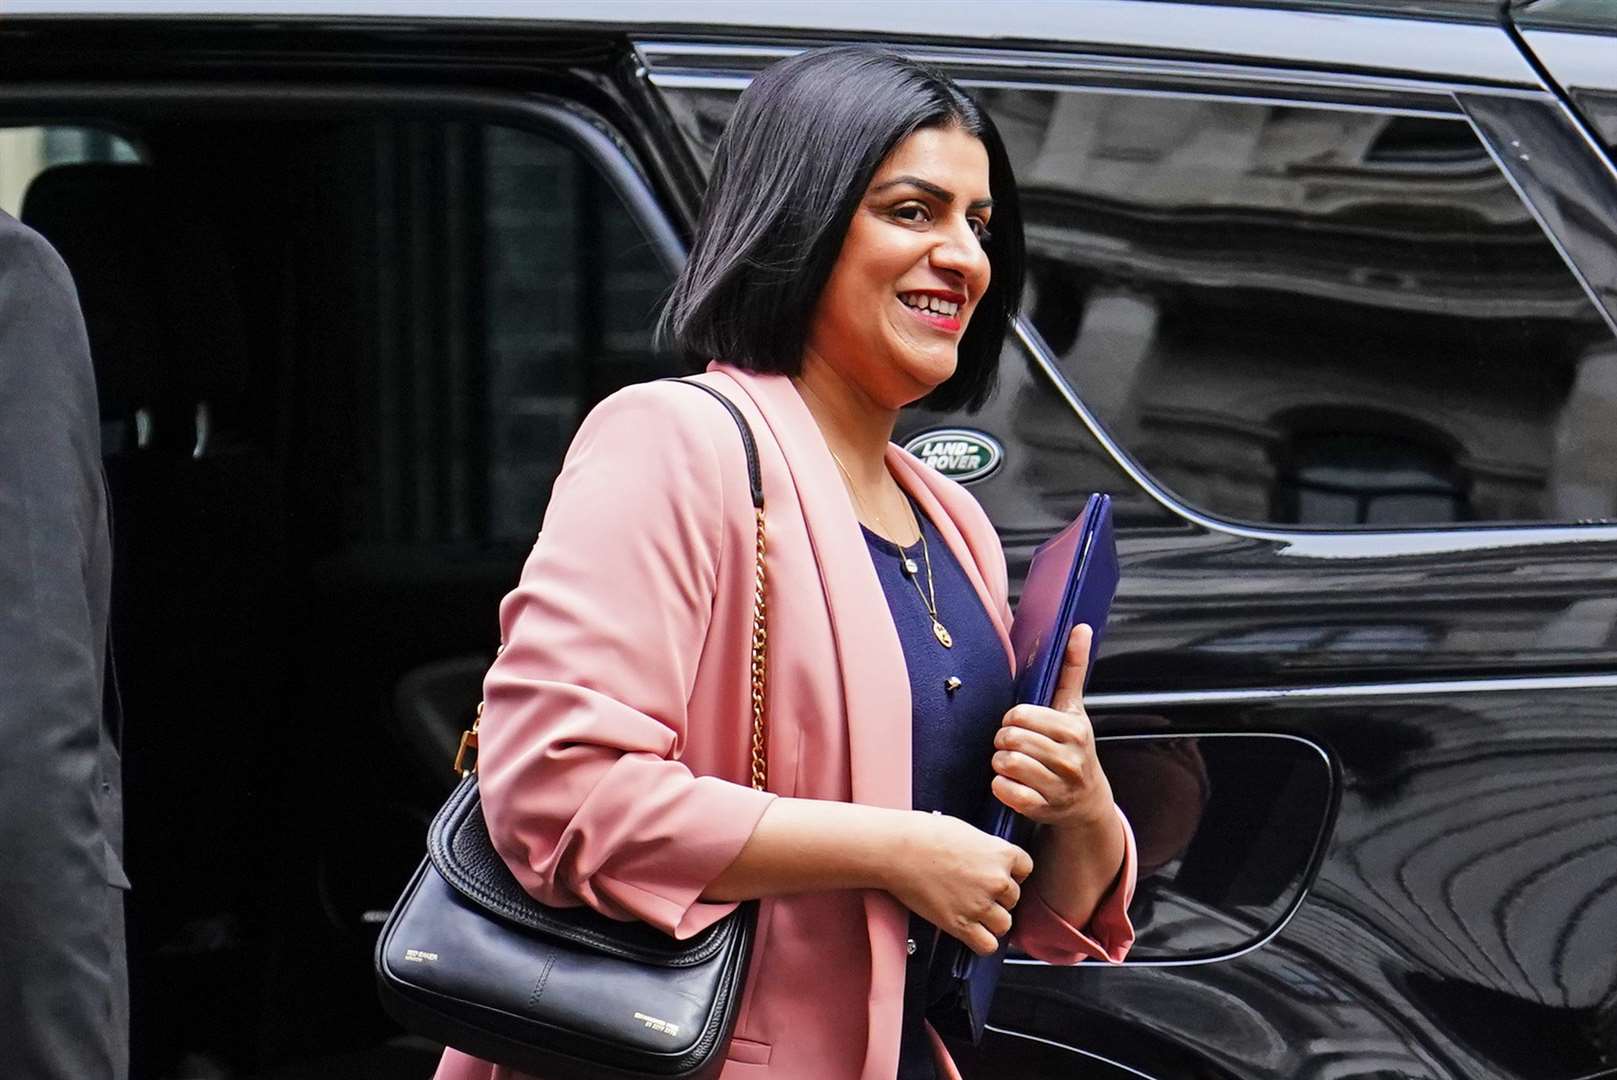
933 620 954 648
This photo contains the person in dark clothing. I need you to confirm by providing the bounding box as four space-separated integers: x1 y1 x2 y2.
0 209 128 1080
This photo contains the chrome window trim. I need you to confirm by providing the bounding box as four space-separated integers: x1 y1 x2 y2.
944 82 1461 120
635 41 801 66
1084 671 1617 710
646 64 1469 122
642 73 755 93
1009 731 1334 969
638 40 1544 110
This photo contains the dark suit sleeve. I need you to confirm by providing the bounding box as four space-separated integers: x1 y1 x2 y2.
0 214 123 1079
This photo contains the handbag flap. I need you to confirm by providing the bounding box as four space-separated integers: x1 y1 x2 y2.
427 776 727 968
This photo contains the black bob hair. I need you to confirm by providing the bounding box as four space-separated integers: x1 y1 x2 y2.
660 45 1025 415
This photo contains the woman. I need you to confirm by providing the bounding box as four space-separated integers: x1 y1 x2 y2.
435 45 1136 1080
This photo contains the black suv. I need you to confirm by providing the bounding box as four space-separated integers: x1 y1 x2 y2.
4 2 1616 1078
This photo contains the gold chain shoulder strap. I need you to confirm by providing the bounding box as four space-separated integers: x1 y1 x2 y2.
456 379 768 795
746 502 768 791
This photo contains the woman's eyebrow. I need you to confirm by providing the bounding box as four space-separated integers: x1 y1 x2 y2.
871 175 994 211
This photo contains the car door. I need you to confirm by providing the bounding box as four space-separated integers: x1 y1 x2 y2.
634 4 1617 1077
0 13 700 1077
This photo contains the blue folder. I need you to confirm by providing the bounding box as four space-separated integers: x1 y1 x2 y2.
926 493 1118 1044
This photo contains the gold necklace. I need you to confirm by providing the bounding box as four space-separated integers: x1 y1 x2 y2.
828 448 954 650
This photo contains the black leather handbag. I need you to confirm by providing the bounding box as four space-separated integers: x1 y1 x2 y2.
375 379 770 1080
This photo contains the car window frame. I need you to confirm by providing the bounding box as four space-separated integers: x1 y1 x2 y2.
0 81 689 275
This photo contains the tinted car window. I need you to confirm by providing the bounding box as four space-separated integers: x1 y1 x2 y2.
976 88 1617 529
482 127 675 540
288 118 677 550
660 83 1617 530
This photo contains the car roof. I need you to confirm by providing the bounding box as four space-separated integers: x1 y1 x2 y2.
0 0 1511 25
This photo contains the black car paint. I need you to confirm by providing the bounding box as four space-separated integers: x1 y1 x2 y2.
4 4 1616 1079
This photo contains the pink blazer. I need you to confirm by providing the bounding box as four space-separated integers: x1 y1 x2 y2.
434 362 1136 1080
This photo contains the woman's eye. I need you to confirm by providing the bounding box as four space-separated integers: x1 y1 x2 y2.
970 219 993 242
892 203 931 224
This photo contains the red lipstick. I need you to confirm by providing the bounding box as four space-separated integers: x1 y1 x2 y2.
896 289 966 334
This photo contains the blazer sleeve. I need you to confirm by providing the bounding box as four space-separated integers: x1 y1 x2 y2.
1012 807 1138 964
954 483 1139 964
477 381 777 940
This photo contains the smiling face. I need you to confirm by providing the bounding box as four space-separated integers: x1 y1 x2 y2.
804 122 993 410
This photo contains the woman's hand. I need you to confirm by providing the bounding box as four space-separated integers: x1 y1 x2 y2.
881 812 1033 957
991 624 1116 830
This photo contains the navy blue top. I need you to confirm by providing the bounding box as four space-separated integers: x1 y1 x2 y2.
860 494 1015 1080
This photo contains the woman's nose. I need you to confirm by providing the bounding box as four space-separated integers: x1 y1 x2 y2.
929 217 989 283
